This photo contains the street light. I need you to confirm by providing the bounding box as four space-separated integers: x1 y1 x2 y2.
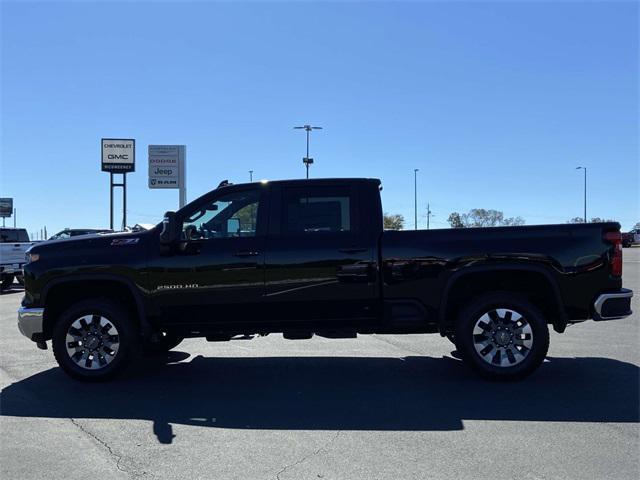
414 169 419 230
576 166 587 222
294 125 323 178
249 170 253 182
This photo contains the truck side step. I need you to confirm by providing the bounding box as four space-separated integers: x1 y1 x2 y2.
283 331 314 340
316 330 357 339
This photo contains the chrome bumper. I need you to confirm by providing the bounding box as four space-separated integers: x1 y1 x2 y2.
593 289 633 321
17 307 45 341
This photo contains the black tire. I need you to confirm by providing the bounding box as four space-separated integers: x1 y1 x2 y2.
1 274 14 291
52 298 139 381
454 292 549 381
144 332 184 354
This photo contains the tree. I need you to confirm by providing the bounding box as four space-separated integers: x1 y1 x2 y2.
567 217 585 224
447 209 525 228
447 212 464 228
383 213 405 230
502 216 526 226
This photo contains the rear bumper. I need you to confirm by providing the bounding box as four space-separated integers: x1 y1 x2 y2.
17 307 44 341
1 264 24 275
593 289 633 321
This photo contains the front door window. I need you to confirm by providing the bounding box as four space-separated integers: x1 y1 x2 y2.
181 189 260 240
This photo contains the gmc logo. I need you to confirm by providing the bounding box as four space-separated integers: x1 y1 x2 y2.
108 154 129 160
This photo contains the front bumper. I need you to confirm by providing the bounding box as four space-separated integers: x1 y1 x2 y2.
17 307 45 341
593 288 633 321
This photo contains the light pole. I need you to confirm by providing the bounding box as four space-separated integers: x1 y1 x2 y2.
426 202 434 230
249 170 253 182
576 166 587 222
294 125 323 178
414 169 419 230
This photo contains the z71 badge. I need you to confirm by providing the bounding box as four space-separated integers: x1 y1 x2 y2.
111 238 140 246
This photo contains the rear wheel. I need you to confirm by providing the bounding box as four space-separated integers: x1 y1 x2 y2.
52 299 138 381
455 293 549 381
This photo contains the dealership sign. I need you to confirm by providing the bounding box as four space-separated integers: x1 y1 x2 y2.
0 198 13 218
101 138 135 172
148 145 185 189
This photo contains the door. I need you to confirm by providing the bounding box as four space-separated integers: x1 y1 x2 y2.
149 185 268 328
263 183 377 325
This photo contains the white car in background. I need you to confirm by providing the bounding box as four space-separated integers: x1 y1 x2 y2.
0 228 34 290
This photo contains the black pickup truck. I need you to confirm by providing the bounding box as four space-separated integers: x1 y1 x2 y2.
18 178 633 381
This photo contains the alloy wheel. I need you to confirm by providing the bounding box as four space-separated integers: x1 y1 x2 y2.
472 308 533 367
65 315 120 370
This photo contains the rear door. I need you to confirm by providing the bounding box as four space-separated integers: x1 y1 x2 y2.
263 182 378 325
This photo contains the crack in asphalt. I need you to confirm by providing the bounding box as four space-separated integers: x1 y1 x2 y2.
274 430 341 480
68 417 153 479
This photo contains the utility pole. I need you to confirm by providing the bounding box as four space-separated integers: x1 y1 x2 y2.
13 208 16 228
426 202 434 230
414 169 419 230
249 170 253 182
576 166 587 222
294 125 323 179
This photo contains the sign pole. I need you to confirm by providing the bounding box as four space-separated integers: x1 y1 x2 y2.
123 173 127 230
179 146 186 208
109 172 114 230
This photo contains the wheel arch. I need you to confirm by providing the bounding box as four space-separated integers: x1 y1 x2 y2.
438 263 567 334
41 274 150 340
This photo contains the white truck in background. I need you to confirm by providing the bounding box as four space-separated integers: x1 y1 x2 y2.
0 228 34 290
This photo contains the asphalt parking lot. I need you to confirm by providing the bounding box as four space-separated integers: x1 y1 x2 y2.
1 249 638 480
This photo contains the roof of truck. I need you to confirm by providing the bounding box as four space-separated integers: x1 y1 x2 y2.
218 177 381 189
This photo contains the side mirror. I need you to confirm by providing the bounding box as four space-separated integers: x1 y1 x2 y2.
227 218 240 235
160 211 180 245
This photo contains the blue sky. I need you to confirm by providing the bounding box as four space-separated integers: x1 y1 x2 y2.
1 0 638 236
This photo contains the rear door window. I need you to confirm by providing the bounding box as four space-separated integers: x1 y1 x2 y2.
282 186 355 234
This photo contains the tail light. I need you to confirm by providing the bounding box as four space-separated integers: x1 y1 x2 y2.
604 231 622 277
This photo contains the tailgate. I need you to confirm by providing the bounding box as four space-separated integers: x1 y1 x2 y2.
0 243 30 266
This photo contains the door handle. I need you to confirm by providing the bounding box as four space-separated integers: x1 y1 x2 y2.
339 247 367 254
233 250 260 257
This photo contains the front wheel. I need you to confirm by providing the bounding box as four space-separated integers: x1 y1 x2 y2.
455 293 549 381
52 299 138 381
